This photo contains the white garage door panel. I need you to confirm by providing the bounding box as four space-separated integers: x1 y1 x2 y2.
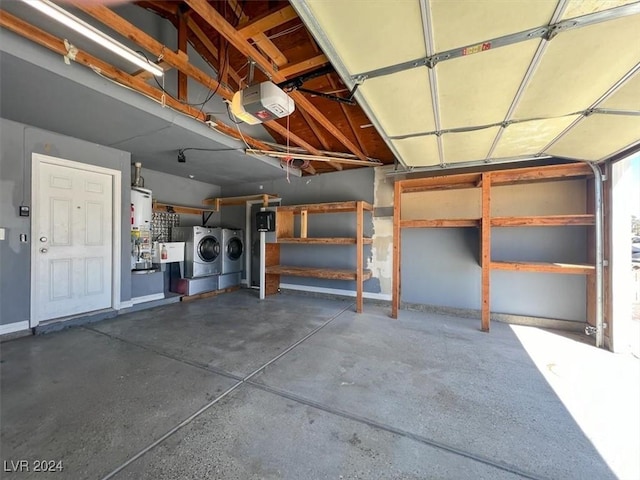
438 40 540 129
430 0 557 52
513 14 640 120
493 115 581 158
443 127 500 164
546 114 640 160
307 0 425 75
561 0 638 20
598 72 640 111
360 69 435 136
391 136 440 167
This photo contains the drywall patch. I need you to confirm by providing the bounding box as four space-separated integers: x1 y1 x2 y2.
369 167 395 296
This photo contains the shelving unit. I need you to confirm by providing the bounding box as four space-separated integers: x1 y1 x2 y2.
264 200 373 312
393 162 595 331
155 194 280 225
153 201 216 216
202 194 279 211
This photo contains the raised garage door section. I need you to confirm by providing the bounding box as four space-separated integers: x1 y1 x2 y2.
291 0 640 169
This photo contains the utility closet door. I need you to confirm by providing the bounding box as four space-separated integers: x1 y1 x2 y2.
34 161 113 322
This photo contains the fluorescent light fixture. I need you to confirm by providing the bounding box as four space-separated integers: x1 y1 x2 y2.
19 0 163 77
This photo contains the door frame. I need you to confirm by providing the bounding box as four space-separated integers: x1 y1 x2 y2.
30 153 122 327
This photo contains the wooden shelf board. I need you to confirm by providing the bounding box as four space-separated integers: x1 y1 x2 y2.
491 163 592 186
490 261 595 275
277 237 372 244
491 214 595 227
277 201 373 214
202 194 279 209
401 219 480 228
266 265 373 281
153 202 216 215
398 173 482 193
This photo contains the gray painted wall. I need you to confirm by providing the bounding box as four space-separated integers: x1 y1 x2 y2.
222 168 377 292
140 168 222 227
0 118 224 325
223 167 588 321
0 118 131 325
400 180 589 322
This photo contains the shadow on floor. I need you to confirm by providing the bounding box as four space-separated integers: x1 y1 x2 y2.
2 290 635 479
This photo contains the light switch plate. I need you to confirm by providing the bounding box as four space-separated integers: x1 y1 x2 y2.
0 228 5 241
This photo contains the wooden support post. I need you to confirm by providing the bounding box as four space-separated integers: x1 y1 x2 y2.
356 201 364 313
177 12 188 101
481 172 492 332
300 210 308 238
392 180 402 318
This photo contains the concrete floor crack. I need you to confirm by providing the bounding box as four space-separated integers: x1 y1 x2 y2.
99 302 354 480
245 381 548 480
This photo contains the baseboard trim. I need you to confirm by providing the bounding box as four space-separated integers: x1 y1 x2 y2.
279 283 391 301
130 293 165 305
401 301 586 332
0 321 30 335
118 300 134 309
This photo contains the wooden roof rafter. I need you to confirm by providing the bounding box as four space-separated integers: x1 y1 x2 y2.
184 0 370 164
67 2 327 174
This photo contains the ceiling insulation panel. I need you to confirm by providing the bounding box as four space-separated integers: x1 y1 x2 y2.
546 114 640 160
437 40 540 129
493 115 580 158
442 127 500 164
430 0 557 52
306 0 426 75
360 68 435 136
391 136 440 167
294 0 640 169
561 0 638 20
598 71 640 110
513 14 640 120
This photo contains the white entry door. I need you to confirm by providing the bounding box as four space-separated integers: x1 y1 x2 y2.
33 158 114 322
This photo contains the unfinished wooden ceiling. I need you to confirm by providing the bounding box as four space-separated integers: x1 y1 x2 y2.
2 0 638 177
133 0 396 174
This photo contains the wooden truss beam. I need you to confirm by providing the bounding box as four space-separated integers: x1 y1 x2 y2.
0 10 285 157
279 54 329 78
177 11 188 101
185 15 242 87
184 0 369 163
68 3 322 172
237 5 297 39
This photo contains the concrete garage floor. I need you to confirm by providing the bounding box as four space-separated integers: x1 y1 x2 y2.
1 290 638 480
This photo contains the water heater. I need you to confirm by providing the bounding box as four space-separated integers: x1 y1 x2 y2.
131 187 152 230
131 187 153 270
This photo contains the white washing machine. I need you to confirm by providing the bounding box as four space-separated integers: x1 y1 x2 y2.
221 228 244 274
171 226 222 278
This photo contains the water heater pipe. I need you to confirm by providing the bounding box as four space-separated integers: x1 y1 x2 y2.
133 162 144 187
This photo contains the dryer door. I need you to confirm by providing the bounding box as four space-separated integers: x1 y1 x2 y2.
226 236 243 261
197 236 221 263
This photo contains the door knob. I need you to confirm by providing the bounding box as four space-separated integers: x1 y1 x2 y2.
40 236 48 242
40 248 48 254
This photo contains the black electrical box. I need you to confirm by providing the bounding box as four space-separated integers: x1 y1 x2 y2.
256 211 275 232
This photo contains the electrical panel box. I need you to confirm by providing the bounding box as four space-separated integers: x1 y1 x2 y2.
256 211 275 232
